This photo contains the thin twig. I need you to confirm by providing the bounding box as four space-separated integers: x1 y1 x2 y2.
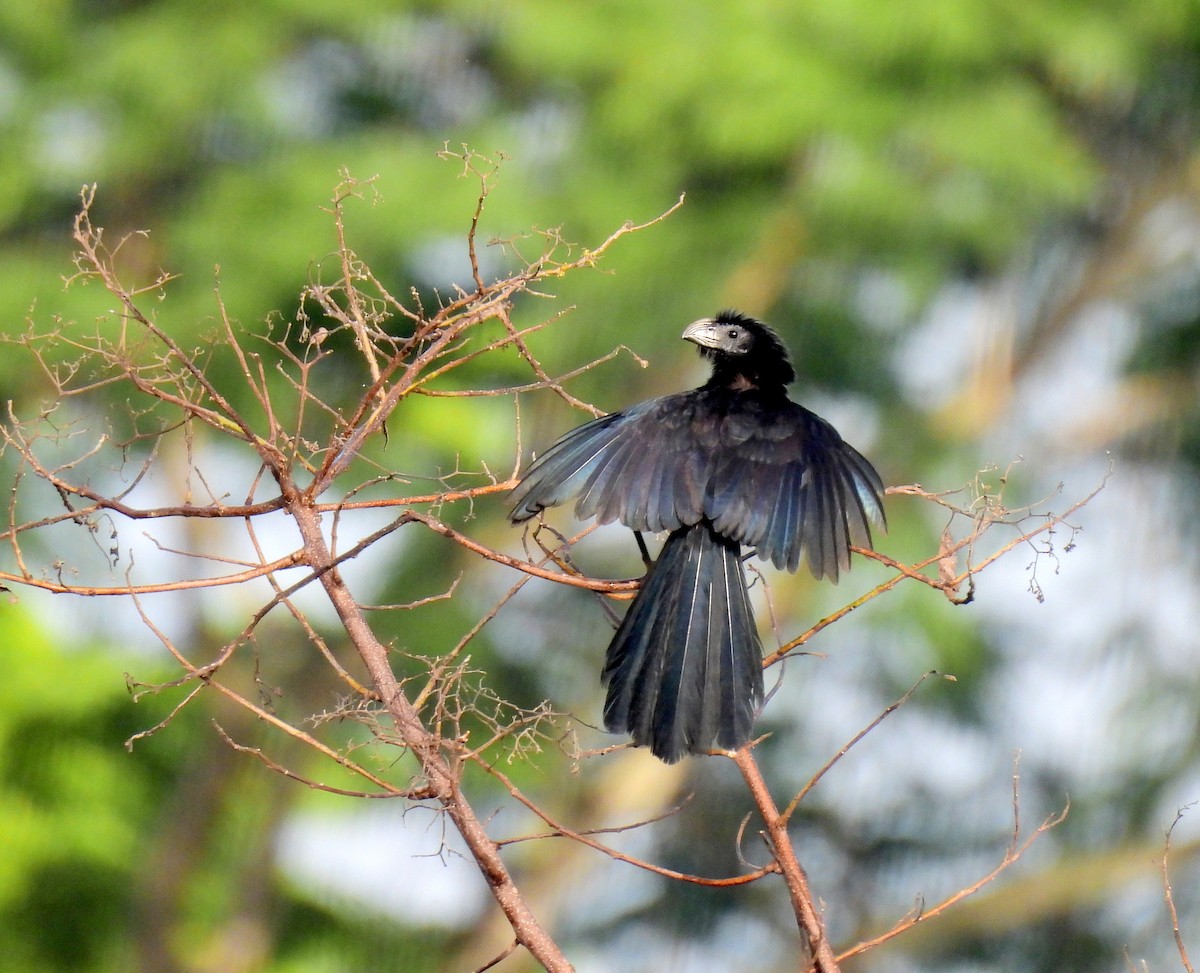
1163 805 1197 973
781 671 950 823
483 761 777 887
835 759 1068 963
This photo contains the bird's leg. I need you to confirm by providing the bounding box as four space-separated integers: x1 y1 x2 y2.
633 530 653 569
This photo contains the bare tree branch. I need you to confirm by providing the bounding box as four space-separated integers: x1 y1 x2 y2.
0 161 1107 972
1163 806 1197 973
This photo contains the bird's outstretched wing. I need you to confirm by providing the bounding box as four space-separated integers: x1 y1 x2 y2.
508 389 885 579
702 398 885 579
508 393 711 533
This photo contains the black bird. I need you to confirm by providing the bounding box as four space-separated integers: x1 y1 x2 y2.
509 311 885 762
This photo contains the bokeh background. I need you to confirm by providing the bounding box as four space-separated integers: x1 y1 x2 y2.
3 2 1200 971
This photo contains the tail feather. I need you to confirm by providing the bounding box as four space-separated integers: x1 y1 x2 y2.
602 523 764 762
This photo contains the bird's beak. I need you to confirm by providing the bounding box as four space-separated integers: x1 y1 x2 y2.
682 318 722 350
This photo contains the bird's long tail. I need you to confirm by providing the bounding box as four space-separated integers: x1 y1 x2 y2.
602 522 764 763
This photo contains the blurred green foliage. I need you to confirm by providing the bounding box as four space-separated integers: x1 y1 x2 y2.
3 1 1200 971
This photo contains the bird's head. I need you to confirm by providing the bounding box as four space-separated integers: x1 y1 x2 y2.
682 310 796 390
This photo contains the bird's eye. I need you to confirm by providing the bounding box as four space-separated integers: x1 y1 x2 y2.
727 328 740 339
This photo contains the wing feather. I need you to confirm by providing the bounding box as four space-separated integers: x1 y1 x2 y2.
699 398 885 579
509 388 885 581
509 393 712 530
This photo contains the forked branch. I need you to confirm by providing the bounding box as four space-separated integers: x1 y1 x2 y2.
1 161 1106 973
